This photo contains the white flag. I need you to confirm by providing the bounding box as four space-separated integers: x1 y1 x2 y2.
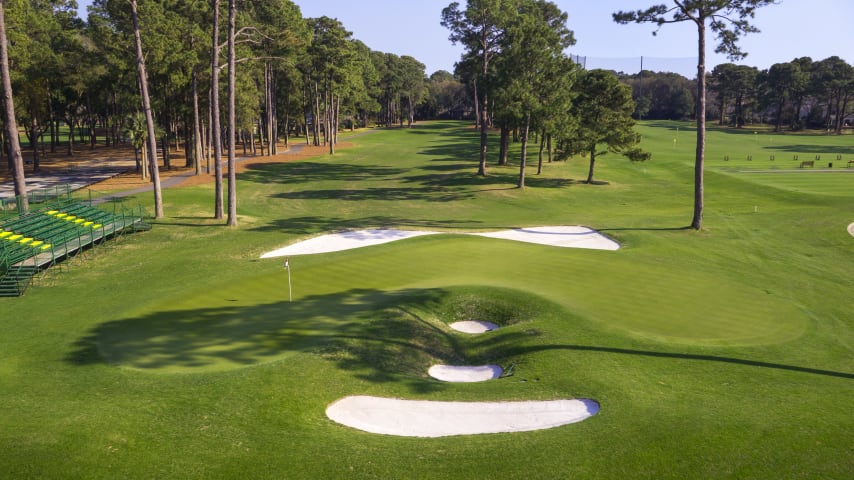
284 258 290 270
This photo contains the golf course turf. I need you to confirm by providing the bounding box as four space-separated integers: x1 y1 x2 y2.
1 120 851 478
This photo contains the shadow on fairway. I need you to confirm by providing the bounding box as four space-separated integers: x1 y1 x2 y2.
765 144 854 156
270 186 474 202
598 226 693 233
251 215 480 234
66 288 537 392
504 345 854 380
239 161 409 185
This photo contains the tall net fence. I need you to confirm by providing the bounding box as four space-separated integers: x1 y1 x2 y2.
568 55 699 79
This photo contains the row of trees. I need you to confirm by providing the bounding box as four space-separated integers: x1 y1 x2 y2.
441 0 648 188
612 55 854 134
1 0 445 221
710 56 853 132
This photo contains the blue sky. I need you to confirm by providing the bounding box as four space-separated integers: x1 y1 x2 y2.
77 0 853 78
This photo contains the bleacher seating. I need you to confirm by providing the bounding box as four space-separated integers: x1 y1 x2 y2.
0 199 149 297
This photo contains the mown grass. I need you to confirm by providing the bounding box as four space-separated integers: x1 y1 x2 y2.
1 120 852 479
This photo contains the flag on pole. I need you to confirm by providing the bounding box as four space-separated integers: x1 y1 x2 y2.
284 257 292 302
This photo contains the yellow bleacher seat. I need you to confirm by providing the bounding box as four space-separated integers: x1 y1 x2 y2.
46 210 58 215
8 234 22 241
0 231 11 238
19 237 33 244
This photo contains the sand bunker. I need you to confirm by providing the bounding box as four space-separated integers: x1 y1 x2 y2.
326 396 599 437
848 223 854 237
449 320 499 334
260 229 440 258
261 226 618 258
470 226 619 251
428 364 502 382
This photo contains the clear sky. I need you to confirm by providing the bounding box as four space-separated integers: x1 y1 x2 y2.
77 0 853 78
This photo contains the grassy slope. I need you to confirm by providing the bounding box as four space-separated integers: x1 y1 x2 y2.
1 121 852 479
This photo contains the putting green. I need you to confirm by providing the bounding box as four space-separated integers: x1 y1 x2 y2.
94 276 560 374
94 237 808 373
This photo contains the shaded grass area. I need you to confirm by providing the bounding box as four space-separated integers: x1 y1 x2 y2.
1 121 852 479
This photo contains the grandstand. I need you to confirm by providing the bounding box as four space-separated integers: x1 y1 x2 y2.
0 186 149 297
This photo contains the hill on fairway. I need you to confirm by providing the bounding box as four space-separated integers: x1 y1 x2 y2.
0 121 852 479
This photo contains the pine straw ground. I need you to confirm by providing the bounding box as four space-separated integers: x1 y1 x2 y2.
0 140 348 192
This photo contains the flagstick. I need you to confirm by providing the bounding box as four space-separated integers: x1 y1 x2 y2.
285 257 292 302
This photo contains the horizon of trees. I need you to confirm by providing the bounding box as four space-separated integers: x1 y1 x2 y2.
1 1 850 218
613 55 853 133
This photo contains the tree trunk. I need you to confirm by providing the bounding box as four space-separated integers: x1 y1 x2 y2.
140 143 148 180
283 92 289 148
131 0 163 218
211 0 223 218
313 80 321 146
836 95 851 135
162 136 170 170
226 0 238 227
691 17 707 230
473 80 479 128
517 114 530 188
87 92 95 149
49 114 56 153
66 117 74 156
547 134 552 163
835 93 848 134
498 123 509 166
585 147 597 184
791 95 803 131
0 1 27 211
192 68 202 174
478 45 488 176
536 129 545 175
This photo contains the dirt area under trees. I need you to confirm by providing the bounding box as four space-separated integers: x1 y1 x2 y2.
1 140 348 194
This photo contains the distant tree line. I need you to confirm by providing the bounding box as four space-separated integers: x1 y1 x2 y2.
613 56 853 134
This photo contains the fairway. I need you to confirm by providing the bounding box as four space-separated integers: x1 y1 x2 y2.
1 121 852 479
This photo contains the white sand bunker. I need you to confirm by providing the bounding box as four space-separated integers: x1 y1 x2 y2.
261 226 619 258
260 229 440 258
470 226 619 251
326 396 599 437
428 364 502 382
848 223 854 237
449 320 499 334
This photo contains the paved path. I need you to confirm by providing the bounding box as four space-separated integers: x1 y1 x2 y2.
0 158 133 199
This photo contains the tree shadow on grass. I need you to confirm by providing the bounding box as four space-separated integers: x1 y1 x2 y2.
269 186 474 203
504 344 854 380
66 288 536 393
250 215 481 235
598 226 694 233
238 161 409 186
764 144 854 156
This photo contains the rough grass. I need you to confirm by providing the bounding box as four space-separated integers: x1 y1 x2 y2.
1 121 852 479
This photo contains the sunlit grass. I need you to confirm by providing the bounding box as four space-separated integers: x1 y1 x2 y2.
1 121 851 479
